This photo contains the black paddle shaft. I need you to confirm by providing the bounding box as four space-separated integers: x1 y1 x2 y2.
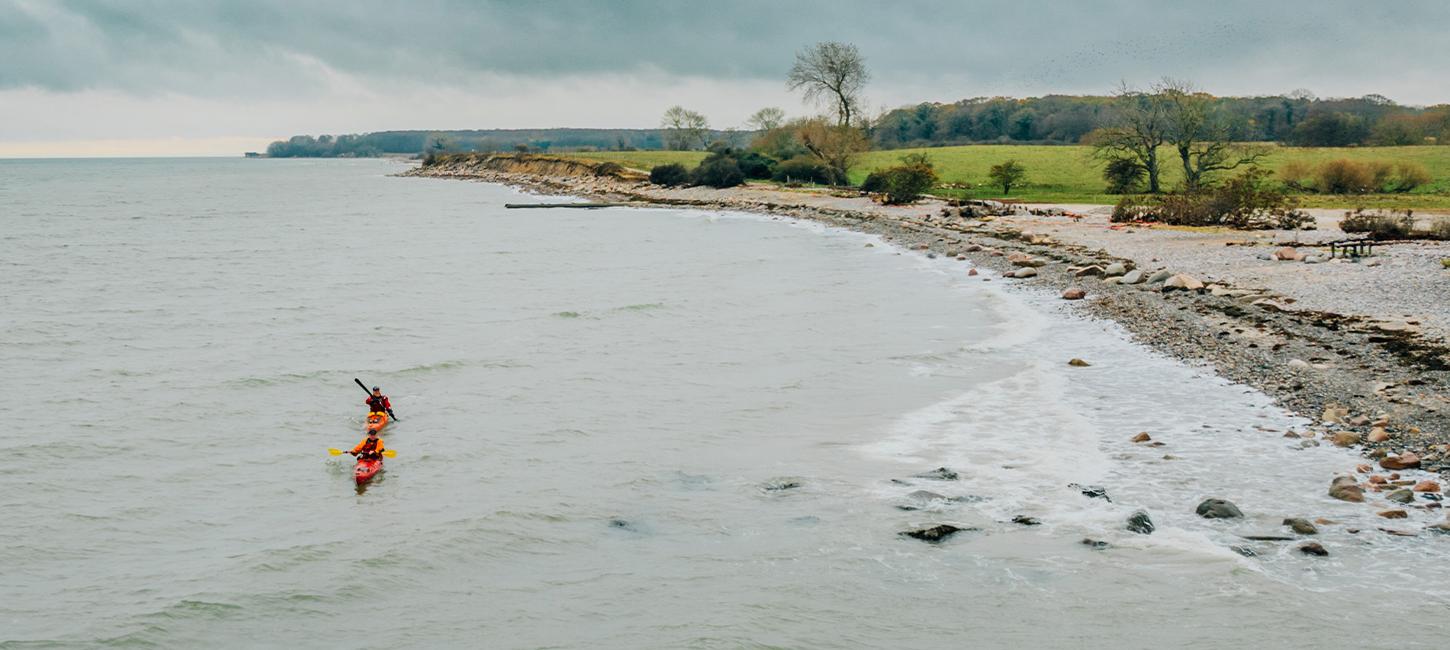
355 377 399 420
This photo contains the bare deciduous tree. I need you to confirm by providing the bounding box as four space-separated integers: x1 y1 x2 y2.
788 42 869 127
1090 83 1171 193
746 107 786 132
660 106 710 150
1157 78 1266 191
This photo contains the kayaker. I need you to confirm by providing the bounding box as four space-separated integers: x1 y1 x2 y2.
365 386 393 417
349 430 387 461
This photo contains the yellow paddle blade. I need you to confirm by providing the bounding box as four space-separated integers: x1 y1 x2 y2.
382 449 397 457
328 448 344 455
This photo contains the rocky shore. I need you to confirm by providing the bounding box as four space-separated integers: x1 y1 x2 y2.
404 155 1450 537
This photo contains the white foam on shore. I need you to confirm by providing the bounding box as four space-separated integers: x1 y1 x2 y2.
858 243 1450 597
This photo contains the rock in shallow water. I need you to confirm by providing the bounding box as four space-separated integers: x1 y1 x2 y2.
1068 358 1091 367
1283 518 1318 535
761 478 803 491
900 524 974 543
1299 542 1329 556
913 467 959 481
1126 510 1155 534
1069 483 1111 501
1081 538 1110 550
1328 476 1365 502
1387 489 1415 504
1196 498 1244 519
1380 453 1421 470
1012 515 1041 526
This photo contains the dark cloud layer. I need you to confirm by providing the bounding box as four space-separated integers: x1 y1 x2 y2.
3 0 1448 102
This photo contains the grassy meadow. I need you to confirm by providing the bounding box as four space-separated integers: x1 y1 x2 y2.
568 145 1450 210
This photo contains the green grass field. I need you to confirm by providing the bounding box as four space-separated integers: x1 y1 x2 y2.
568 145 1450 210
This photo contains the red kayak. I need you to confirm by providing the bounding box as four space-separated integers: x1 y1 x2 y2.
354 457 383 484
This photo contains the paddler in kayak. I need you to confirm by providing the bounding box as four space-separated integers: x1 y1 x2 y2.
365 386 397 420
348 429 387 461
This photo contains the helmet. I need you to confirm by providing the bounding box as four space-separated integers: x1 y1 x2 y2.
371 386 381 391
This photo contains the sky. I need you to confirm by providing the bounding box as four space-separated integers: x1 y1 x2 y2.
2 0 1448 156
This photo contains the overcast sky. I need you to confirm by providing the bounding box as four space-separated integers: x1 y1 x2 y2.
3 0 1448 156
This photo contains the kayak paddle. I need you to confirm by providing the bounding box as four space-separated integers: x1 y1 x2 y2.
328 448 397 457
355 377 400 421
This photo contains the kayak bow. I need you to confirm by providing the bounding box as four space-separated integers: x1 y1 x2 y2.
354 457 384 485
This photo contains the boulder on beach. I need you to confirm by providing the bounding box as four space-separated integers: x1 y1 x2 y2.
1146 270 1173 284
1196 498 1244 519
1331 431 1361 447
1010 267 1038 279
1104 262 1127 277
1274 247 1303 261
1387 489 1415 504
1073 265 1105 277
1061 287 1087 300
1120 269 1146 285
1367 428 1391 443
1413 480 1442 493
1283 518 1318 535
900 524 972 543
1329 476 1365 502
1162 274 1205 292
1068 358 1091 367
1126 510 1155 534
1377 509 1409 519
1380 453 1421 470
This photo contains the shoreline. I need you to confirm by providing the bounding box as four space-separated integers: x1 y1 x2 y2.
402 159 1450 501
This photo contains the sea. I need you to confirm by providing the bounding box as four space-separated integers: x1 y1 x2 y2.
3 158 1447 648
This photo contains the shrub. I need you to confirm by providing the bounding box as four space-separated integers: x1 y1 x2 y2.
593 161 625 177
735 151 777 180
1315 159 1379 194
1340 209 1415 239
880 154 938 204
859 170 890 193
1278 160 1313 191
1429 217 1450 241
1110 168 1309 230
691 155 745 188
772 156 834 185
1385 162 1431 192
1102 158 1144 194
987 159 1028 195
1297 159 1430 194
649 163 692 187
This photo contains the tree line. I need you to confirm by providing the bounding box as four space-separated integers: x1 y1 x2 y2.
873 92 1450 148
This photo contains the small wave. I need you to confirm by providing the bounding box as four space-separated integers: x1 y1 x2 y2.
613 302 666 312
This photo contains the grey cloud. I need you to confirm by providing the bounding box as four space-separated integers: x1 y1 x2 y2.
3 0 1449 103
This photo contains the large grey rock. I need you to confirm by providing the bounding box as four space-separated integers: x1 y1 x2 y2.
1196 498 1244 519
1387 489 1415 504
1283 518 1318 535
1010 267 1038 279
1120 269 1146 284
1104 262 1128 277
1146 269 1173 284
1126 510 1155 534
